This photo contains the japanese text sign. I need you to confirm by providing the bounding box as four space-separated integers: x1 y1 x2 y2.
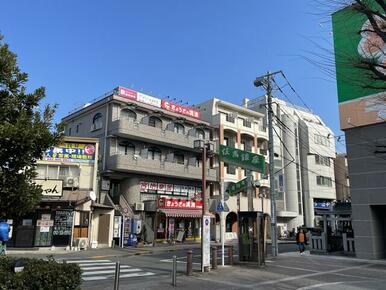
228 178 248 196
44 143 95 164
219 145 266 173
161 100 200 119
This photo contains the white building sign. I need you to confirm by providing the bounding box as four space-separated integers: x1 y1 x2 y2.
202 215 211 269
35 179 63 197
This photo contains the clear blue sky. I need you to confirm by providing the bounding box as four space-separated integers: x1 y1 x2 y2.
0 0 344 151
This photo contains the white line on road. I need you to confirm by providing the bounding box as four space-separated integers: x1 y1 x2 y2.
67 260 111 263
119 272 156 278
81 265 132 271
82 268 142 276
79 262 116 267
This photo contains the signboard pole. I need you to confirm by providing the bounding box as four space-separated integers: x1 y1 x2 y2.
220 181 225 266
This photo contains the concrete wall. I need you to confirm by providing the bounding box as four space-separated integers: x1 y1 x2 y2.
346 122 386 259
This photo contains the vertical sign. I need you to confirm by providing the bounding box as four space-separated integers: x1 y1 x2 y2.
202 215 211 268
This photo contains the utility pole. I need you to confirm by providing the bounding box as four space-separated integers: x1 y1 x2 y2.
254 71 280 257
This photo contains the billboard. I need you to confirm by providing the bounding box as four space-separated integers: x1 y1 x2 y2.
44 142 96 163
332 2 385 129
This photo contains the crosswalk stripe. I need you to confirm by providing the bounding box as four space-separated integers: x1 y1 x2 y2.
81 265 131 271
83 268 142 276
119 272 156 278
79 262 115 267
67 260 111 263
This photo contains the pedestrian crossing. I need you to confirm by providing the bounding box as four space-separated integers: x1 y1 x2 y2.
66 259 156 282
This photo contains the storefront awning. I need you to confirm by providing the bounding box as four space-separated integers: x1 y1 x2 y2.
159 208 203 218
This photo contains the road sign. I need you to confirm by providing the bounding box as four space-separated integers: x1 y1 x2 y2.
216 202 225 212
228 178 248 196
202 215 211 268
219 145 266 173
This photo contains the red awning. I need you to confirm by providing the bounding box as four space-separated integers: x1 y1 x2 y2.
159 208 203 218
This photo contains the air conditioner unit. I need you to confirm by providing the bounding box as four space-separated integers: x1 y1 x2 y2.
64 177 79 188
76 238 89 250
134 203 144 211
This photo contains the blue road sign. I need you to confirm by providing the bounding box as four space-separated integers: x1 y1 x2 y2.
216 201 225 212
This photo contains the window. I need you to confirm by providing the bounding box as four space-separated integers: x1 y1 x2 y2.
119 142 135 155
174 153 185 165
316 176 332 187
121 109 137 121
148 116 162 128
76 124 80 134
37 164 80 180
148 147 161 160
315 155 330 166
196 129 205 139
68 127 72 136
225 163 236 175
224 113 235 123
92 113 103 130
314 134 330 147
242 118 252 128
173 123 185 134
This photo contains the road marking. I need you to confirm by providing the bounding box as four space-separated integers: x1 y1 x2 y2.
83 268 142 276
119 272 156 278
79 262 116 267
81 265 132 271
67 259 111 263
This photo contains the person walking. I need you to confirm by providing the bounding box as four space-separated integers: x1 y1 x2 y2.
0 221 10 255
296 228 307 256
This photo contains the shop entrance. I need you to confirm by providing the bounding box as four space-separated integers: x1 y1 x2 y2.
98 214 110 245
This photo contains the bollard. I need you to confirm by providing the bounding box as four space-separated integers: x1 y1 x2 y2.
114 261 120 290
228 246 234 266
172 255 177 286
211 246 217 270
186 250 193 276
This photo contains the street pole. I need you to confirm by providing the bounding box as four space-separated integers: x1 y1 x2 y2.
267 73 278 257
246 171 254 260
220 181 225 266
201 145 207 272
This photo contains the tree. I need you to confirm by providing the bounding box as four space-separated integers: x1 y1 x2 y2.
0 34 62 219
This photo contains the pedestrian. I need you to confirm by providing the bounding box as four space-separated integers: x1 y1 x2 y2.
296 228 307 256
0 221 10 255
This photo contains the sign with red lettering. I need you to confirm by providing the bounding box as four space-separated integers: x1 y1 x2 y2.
158 197 202 209
161 100 200 119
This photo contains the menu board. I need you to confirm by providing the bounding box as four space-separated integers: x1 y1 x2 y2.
53 210 73 236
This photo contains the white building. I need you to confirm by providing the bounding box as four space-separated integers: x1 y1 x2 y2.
247 96 336 232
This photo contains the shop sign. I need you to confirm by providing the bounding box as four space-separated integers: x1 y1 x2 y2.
36 220 54 227
34 179 63 197
44 142 95 164
140 181 201 198
117 86 137 100
161 100 200 119
53 210 73 236
138 92 162 108
158 197 202 209
314 201 332 209
149 182 158 191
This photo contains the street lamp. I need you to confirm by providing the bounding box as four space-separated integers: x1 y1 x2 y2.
194 139 214 272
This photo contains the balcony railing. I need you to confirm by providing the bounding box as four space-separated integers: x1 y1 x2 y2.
107 153 217 181
109 118 216 151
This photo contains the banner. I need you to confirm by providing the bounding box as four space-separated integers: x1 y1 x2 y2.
332 2 385 129
44 142 95 163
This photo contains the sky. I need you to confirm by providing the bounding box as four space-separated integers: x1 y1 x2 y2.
0 0 345 152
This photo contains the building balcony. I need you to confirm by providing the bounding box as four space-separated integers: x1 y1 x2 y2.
109 119 215 151
107 153 217 182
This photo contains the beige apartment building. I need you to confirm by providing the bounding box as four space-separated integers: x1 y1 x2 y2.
194 98 270 240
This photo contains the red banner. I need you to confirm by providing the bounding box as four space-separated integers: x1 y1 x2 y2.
158 197 202 209
117 86 137 100
161 100 200 119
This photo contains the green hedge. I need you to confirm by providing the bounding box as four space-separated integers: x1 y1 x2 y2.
0 256 82 290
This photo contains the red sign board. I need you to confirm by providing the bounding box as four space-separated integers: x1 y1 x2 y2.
158 197 202 209
117 86 137 100
161 100 200 119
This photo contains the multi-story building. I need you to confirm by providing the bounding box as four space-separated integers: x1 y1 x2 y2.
247 96 336 232
334 154 350 201
332 3 386 259
194 98 270 240
62 87 217 244
7 137 115 249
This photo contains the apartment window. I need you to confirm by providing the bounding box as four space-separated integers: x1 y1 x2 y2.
121 109 137 121
316 176 332 187
243 119 252 128
196 129 205 139
315 155 331 166
92 113 103 130
314 134 330 147
225 113 235 123
148 147 161 160
76 124 79 134
148 116 162 128
225 163 236 175
119 142 135 155
173 123 185 134
68 127 72 136
37 164 80 180
174 153 185 165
